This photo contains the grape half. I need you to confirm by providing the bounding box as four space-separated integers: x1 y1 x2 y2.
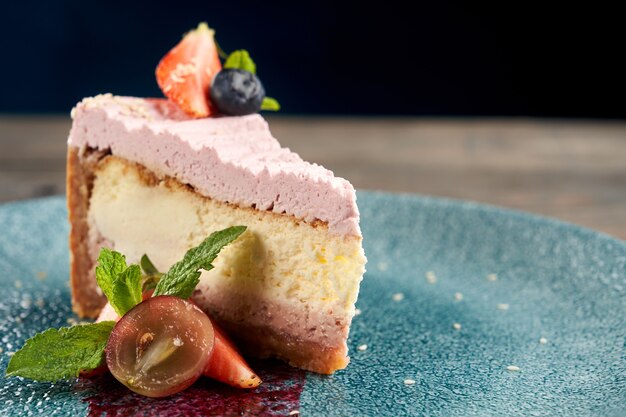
106 296 215 397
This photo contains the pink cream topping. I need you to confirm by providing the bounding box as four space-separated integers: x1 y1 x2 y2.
68 94 360 237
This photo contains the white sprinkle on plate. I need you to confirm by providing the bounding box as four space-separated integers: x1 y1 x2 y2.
452 323 462 330
539 337 548 344
355 308 362 316
426 271 437 284
487 273 498 282
454 292 463 301
403 379 416 385
497 303 510 310
357 344 368 351
392 293 404 302
506 365 520 372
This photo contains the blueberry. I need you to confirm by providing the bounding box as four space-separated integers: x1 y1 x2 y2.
210 69 265 116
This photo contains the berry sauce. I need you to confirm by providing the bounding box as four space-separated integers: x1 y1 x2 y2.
77 359 306 416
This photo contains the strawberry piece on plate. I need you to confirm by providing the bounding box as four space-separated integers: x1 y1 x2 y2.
204 323 262 389
156 23 222 118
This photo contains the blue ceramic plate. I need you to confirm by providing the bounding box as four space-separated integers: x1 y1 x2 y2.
0 193 624 416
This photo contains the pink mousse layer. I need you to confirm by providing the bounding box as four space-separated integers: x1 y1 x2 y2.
68 94 360 237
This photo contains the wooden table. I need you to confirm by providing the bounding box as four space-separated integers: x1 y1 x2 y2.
1 116 625 241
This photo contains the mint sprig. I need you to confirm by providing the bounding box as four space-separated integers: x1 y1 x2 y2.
6 226 247 383
224 49 256 74
140 254 162 291
261 97 280 111
153 225 247 299
5 321 115 381
95 248 142 317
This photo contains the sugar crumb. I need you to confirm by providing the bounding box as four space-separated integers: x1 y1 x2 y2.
392 293 404 302
354 308 362 316
506 365 520 372
357 344 368 351
426 271 437 284
454 292 463 301
539 337 548 344
487 273 498 282
497 303 510 310
452 323 462 330
403 379 416 385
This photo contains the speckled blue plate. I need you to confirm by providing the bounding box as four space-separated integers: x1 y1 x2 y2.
1 193 624 416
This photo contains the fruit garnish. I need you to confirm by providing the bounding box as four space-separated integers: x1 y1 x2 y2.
156 22 222 118
204 323 262 389
96 293 262 389
155 24 280 117
210 69 266 116
5 226 247 394
106 296 215 397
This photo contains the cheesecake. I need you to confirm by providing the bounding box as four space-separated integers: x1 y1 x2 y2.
67 94 366 374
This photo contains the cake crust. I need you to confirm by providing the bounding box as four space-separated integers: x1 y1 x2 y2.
67 146 108 317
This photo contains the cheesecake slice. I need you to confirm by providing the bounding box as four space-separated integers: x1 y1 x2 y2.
67 94 366 374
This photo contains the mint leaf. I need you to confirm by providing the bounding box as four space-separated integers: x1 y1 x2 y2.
5 321 115 381
111 264 142 315
153 226 247 299
95 248 142 316
261 97 280 111
140 254 162 291
224 50 256 74
95 248 126 300
140 254 159 276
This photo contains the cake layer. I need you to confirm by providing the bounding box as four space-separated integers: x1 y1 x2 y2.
68 94 360 237
82 154 366 373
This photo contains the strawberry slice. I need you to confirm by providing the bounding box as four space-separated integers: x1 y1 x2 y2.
156 23 222 118
203 323 262 389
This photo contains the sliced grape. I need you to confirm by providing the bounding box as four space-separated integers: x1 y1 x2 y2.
106 296 214 397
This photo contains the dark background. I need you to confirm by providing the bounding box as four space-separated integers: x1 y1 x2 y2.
0 1 623 117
